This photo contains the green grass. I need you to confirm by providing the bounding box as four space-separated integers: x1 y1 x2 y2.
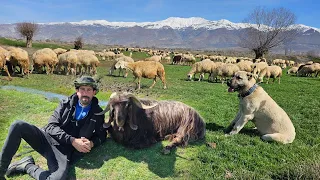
0 37 72 49
122 51 151 60
0 62 320 179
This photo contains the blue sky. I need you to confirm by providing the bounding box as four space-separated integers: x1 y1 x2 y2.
0 0 319 28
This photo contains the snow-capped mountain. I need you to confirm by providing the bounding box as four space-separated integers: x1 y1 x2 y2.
0 17 319 52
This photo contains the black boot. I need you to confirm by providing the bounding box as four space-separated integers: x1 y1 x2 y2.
5 156 35 177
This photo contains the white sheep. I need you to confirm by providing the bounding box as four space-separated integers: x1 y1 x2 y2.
237 60 253 73
144 55 162 62
76 52 99 75
115 60 167 89
257 66 282 84
287 67 299 75
32 48 58 75
57 51 78 75
0 46 11 80
252 62 268 76
187 59 215 81
210 63 239 83
6 47 30 77
53 48 67 56
109 56 134 77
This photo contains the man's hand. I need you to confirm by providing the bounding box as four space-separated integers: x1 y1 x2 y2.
81 137 94 148
72 137 92 153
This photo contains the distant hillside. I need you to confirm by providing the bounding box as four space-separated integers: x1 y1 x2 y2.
0 17 319 53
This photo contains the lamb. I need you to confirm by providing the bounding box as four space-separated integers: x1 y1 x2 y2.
115 60 167 89
187 59 216 81
109 56 134 77
32 48 58 74
257 65 282 84
6 47 30 77
0 47 11 80
287 67 299 75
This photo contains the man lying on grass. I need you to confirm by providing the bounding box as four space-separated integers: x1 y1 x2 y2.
0 76 106 180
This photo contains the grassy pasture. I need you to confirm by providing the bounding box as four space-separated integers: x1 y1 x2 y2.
0 36 319 179
0 61 319 179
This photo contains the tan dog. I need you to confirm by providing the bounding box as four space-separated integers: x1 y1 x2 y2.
225 71 295 144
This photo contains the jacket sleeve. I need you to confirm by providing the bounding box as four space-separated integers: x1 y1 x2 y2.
43 99 74 145
91 113 107 147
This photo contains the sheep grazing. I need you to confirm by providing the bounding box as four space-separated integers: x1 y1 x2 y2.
297 64 320 77
32 48 58 74
257 66 282 84
144 55 162 62
57 51 78 75
287 67 299 75
115 60 167 89
210 63 239 83
53 48 67 56
0 46 11 80
252 62 268 76
6 47 30 77
109 56 134 77
76 52 100 75
187 59 215 81
237 60 253 73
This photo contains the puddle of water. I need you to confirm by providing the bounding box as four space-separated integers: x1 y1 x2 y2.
0 85 108 107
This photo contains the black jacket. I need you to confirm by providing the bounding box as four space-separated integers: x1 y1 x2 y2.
42 93 106 160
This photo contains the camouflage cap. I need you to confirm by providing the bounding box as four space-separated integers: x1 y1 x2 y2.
74 76 98 91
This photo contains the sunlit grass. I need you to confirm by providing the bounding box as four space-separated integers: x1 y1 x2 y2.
0 58 320 179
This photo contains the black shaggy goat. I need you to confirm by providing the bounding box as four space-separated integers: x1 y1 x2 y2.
96 92 206 154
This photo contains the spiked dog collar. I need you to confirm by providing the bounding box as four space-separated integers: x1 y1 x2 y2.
238 84 258 98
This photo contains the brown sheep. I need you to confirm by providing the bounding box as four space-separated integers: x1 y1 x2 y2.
115 60 167 89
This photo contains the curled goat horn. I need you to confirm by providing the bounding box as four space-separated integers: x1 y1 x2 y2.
95 103 110 116
125 93 158 109
94 92 118 116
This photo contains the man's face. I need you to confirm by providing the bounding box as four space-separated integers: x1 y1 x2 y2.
76 85 96 106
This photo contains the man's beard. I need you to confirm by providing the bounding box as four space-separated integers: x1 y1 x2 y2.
80 96 91 106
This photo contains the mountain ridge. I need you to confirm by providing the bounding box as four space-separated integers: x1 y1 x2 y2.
0 17 319 52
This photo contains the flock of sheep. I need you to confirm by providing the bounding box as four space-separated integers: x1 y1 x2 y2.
0 45 319 89
185 55 320 84
0 46 100 80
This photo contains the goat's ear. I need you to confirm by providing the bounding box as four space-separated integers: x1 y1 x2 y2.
128 104 138 130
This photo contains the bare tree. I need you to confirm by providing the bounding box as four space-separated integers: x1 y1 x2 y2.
239 7 300 59
15 22 39 48
74 36 83 50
